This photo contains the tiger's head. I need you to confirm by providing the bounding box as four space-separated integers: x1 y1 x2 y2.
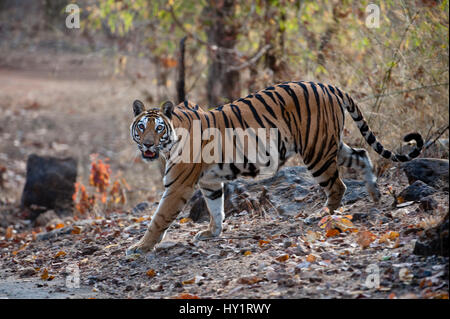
130 100 176 161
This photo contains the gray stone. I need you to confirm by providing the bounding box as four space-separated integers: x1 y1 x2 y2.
402 158 449 189
187 166 369 222
398 180 436 202
21 154 77 218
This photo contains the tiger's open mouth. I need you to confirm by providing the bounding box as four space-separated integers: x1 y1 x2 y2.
142 150 159 160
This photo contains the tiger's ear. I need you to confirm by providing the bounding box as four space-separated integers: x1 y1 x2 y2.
161 101 174 119
133 100 145 117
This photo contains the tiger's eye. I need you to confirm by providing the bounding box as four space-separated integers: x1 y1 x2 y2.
138 124 145 130
156 125 164 132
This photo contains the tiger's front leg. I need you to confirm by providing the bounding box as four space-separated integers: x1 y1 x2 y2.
194 181 224 240
126 186 195 255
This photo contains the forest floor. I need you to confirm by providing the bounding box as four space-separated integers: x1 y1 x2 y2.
0 50 448 299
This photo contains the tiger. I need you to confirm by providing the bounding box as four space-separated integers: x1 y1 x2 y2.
127 81 423 255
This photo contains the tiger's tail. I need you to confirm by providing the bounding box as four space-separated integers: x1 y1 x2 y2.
343 93 423 162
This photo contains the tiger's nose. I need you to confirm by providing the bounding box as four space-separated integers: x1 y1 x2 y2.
143 143 153 148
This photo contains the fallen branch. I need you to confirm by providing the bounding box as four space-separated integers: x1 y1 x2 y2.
425 124 449 150
226 44 272 72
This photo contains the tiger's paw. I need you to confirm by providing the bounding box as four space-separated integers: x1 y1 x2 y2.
194 230 218 241
126 242 154 256
367 183 381 203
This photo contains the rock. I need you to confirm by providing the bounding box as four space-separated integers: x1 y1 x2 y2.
342 179 369 204
413 213 449 257
81 245 99 256
36 226 74 241
155 241 178 252
419 196 438 211
187 166 369 221
398 180 436 202
19 267 36 278
402 158 449 190
34 210 62 227
188 190 208 222
21 154 77 218
131 202 151 215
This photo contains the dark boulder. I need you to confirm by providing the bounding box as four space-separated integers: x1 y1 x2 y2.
21 154 77 218
413 213 449 257
187 166 369 221
398 180 437 202
402 158 449 190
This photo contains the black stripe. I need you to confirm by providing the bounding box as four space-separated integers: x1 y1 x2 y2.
367 133 376 145
255 93 277 119
206 189 223 200
230 104 245 128
312 158 335 178
241 99 265 127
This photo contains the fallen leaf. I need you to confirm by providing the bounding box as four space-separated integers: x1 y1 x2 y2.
326 228 340 238
243 250 252 256
305 230 320 243
54 251 66 258
182 278 195 285
306 254 317 263
5 226 14 239
258 239 270 247
275 254 289 262
146 269 156 278
54 223 65 229
238 276 263 285
174 293 200 299
41 268 49 280
71 226 82 235
179 217 192 224
356 230 377 248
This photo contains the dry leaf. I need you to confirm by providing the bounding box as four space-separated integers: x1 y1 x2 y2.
182 278 195 285
41 268 49 280
179 217 192 224
305 230 320 243
306 254 317 263
54 223 65 229
54 250 66 258
238 276 263 285
326 228 340 238
275 254 289 262
40 268 54 281
5 226 13 240
174 293 200 299
146 269 156 278
71 226 82 235
243 250 252 256
356 230 377 248
258 239 270 246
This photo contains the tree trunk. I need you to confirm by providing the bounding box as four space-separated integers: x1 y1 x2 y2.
205 0 240 107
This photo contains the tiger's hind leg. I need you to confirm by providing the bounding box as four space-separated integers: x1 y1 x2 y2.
337 142 381 202
194 180 224 240
306 157 347 212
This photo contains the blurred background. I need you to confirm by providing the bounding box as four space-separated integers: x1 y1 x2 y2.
0 0 448 216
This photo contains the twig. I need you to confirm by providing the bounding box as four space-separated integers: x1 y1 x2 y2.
368 11 420 125
226 44 272 72
168 5 270 71
424 124 449 149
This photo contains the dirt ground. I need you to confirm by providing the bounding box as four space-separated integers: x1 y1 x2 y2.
0 51 448 299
